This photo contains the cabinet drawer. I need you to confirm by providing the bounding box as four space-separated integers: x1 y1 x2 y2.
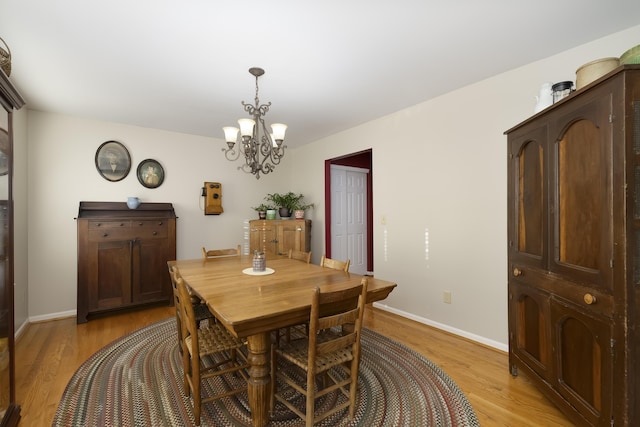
88 227 134 241
87 219 168 240
131 220 169 239
510 265 613 318
89 220 130 229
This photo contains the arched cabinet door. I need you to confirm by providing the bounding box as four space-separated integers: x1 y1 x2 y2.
0 69 25 427
548 95 615 293
507 124 548 273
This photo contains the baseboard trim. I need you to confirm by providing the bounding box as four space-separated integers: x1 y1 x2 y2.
29 309 76 324
372 302 508 352
18 304 509 352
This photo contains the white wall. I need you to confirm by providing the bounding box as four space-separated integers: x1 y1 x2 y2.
292 25 640 349
19 25 640 350
25 112 291 320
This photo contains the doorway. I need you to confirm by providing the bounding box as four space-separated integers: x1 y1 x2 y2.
324 149 373 274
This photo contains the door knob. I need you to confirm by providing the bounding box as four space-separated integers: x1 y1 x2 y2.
513 267 522 277
583 293 597 305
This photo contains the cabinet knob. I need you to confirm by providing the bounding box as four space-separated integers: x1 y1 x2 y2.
152 231 157 235
102 233 109 237
296 227 303 231
158 221 163 226
513 267 523 277
584 293 597 305
138 222 143 226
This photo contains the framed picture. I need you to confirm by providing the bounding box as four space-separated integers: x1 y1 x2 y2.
0 128 8 176
137 158 164 188
95 140 131 182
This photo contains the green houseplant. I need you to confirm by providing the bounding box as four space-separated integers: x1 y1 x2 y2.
265 192 313 219
252 203 274 219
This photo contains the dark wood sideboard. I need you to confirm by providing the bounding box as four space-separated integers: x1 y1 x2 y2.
76 201 176 323
506 65 640 426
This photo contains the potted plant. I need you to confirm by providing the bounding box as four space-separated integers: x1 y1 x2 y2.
252 203 274 219
291 199 314 219
265 192 312 219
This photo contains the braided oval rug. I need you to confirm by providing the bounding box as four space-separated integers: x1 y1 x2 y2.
53 318 479 426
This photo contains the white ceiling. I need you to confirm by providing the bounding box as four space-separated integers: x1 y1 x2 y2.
1 1 639 147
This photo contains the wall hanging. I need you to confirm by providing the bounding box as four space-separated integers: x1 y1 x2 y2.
95 140 131 182
137 159 164 188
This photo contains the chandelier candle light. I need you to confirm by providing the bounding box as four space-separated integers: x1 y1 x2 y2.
222 67 287 179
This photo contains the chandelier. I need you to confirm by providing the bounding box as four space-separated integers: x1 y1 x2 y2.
222 67 287 179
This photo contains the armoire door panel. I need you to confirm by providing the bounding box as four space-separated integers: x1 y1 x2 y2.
551 298 613 426
508 281 552 382
549 95 614 292
508 125 548 271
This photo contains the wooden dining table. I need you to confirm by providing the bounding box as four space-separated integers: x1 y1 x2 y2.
169 255 397 427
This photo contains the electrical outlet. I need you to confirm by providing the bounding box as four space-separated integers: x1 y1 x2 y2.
443 291 452 304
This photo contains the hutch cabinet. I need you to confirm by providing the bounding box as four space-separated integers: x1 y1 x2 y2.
249 219 311 257
0 64 24 427
506 65 640 426
76 202 176 323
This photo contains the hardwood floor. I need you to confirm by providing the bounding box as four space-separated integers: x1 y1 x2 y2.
14 305 574 426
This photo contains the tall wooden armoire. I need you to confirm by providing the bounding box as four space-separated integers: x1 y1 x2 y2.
0 68 25 426
506 65 640 426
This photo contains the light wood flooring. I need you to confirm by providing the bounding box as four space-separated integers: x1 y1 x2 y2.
14 305 574 426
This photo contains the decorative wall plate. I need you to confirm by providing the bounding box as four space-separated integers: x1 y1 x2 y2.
95 140 131 182
137 158 164 188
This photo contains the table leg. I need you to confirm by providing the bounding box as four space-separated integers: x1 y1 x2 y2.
246 332 270 427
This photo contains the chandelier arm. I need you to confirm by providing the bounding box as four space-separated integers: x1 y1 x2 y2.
222 146 242 162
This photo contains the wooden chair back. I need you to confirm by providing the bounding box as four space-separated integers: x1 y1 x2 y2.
168 265 185 352
175 274 248 425
320 255 350 272
271 278 367 426
288 249 312 263
202 244 241 260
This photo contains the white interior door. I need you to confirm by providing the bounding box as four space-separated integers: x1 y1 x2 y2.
331 165 368 274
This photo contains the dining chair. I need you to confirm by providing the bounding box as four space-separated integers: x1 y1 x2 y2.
270 278 368 426
288 249 312 264
275 249 313 345
169 265 216 354
201 244 242 260
176 275 249 426
320 255 350 272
